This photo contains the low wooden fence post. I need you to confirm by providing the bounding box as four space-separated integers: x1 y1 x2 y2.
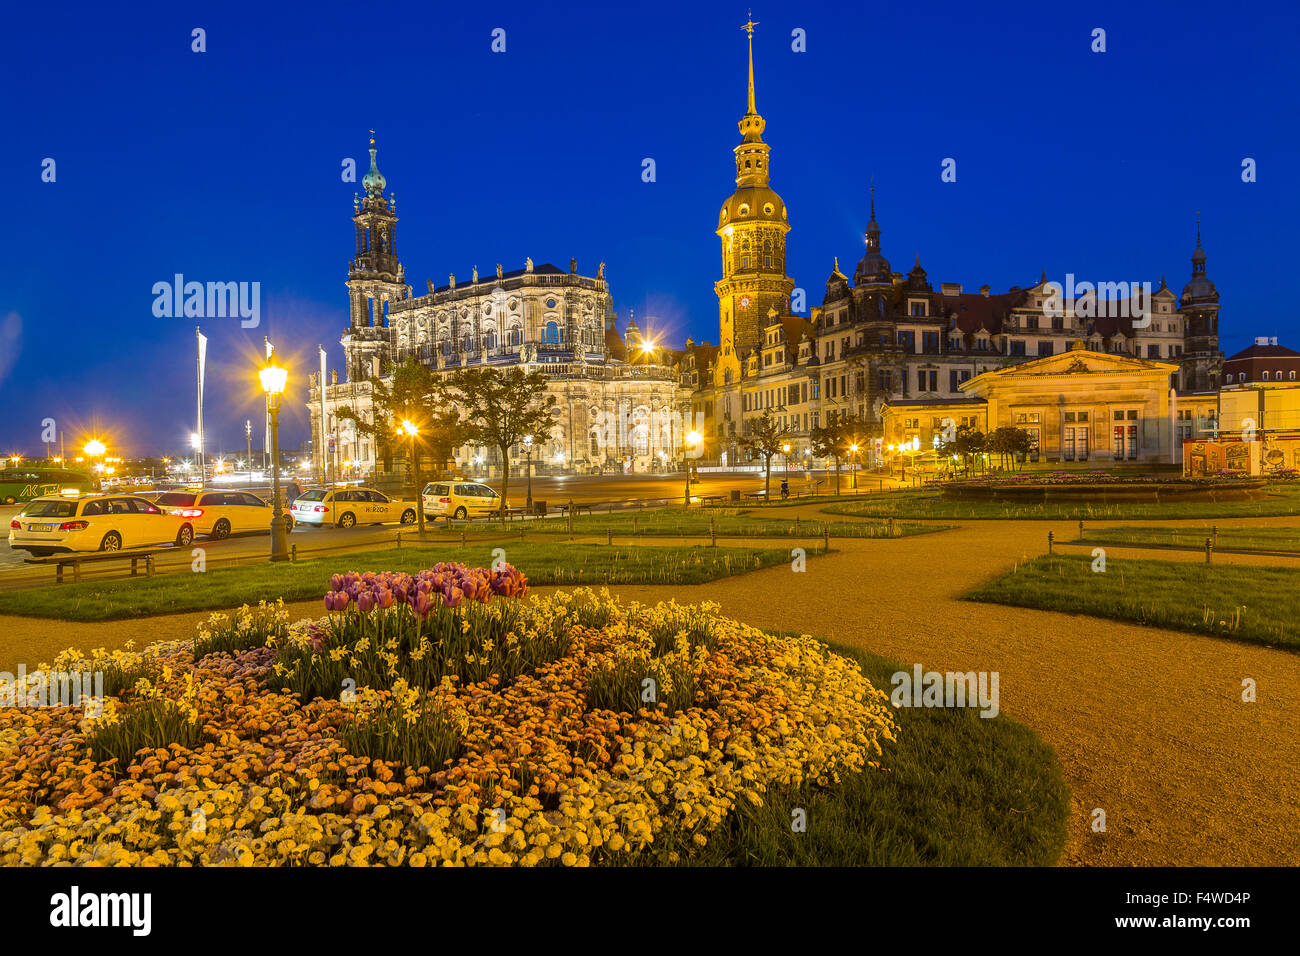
1048 531 1054 555
1205 538 1213 564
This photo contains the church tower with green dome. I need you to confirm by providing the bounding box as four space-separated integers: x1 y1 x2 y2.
713 17 795 388
344 132 409 381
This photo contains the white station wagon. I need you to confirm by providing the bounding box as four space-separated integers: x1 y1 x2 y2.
8 493 192 556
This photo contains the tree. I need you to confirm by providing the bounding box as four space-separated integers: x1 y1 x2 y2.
445 366 556 525
989 426 1033 472
741 410 793 500
940 423 987 476
337 355 461 533
811 413 865 495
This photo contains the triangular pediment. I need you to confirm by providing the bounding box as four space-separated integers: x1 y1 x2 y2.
961 347 1180 395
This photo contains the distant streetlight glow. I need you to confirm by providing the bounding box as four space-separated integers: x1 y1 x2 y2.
683 430 702 506
259 361 290 562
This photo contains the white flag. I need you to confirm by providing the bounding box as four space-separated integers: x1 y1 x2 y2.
264 336 273 464
319 345 329 481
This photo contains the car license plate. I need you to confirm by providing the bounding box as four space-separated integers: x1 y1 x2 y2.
29 524 55 532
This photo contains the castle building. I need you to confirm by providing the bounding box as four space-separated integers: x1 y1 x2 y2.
686 23 1224 469
309 135 691 484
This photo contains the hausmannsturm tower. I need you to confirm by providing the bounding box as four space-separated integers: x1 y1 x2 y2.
713 17 794 387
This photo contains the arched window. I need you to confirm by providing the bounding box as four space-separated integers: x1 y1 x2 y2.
484 330 497 351
544 321 560 344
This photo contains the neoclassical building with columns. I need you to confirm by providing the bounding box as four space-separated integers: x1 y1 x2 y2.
309 136 691 482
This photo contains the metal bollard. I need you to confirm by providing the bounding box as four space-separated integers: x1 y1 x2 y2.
1206 538 1212 564
1078 519 1083 538
568 500 574 534
290 544 297 562
633 515 638 534
1048 531 1054 555
461 531 466 547
607 529 613 545
888 517 895 537
396 531 401 548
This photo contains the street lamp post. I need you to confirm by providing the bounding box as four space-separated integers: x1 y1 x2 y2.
258 361 290 562
523 435 534 511
684 430 702 506
849 443 859 490
245 420 253 485
399 419 425 533
84 439 106 490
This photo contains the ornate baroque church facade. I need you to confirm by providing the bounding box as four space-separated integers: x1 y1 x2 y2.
685 23 1224 467
309 136 691 481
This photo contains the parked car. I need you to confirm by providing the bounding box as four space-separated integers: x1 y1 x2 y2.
290 487 417 528
422 481 508 520
8 493 192 555
152 488 291 539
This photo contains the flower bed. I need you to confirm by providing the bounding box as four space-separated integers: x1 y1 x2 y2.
0 564 897 866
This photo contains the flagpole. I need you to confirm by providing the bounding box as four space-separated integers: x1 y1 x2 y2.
264 336 273 474
319 344 329 485
196 326 206 481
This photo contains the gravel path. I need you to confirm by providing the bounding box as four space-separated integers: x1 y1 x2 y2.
1 510 1297 866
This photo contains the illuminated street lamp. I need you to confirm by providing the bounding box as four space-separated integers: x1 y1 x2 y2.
398 418 425 533
849 443 860 490
782 442 791 477
684 429 702 506
84 440 107 489
523 435 534 510
258 361 291 562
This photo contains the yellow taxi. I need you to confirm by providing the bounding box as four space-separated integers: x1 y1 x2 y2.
290 486 417 528
8 492 192 556
151 488 290 539
422 480 509 520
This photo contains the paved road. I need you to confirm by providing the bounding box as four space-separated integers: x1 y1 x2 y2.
0 472 892 581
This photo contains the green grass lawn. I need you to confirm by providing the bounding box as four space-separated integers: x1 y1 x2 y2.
432 506 950 539
0 542 801 622
965 554 1300 650
677 637 1070 866
1077 525 1300 553
824 484 1300 521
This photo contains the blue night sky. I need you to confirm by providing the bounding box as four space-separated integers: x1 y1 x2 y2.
2 0 1298 456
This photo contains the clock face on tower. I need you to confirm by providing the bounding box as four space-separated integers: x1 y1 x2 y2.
739 295 751 310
